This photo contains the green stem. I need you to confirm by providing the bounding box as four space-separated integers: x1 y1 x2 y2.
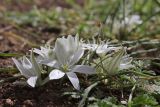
41 77 49 85
128 84 136 107
78 81 100 107
94 70 160 83
0 67 18 73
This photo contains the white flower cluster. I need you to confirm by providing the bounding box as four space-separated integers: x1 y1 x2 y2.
12 35 133 90
106 14 142 35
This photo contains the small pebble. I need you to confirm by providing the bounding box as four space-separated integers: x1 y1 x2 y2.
0 36 3 40
5 98 14 106
23 100 33 106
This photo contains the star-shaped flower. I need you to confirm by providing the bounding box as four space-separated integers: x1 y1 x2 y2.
12 51 43 87
49 35 95 90
82 42 119 56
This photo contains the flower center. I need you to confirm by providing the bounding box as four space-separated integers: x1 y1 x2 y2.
61 64 69 72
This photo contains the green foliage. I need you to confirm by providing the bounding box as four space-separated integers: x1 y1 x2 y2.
88 97 125 107
4 7 61 27
0 53 22 57
88 94 159 107
95 48 127 76
131 94 158 107
2 0 160 39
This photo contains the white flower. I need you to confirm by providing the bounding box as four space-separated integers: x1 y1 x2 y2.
123 14 142 31
126 15 142 25
96 48 133 75
49 35 95 90
119 55 133 70
121 15 142 26
96 44 119 56
82 43 98 51
112 14 142 34
12 51 42 87
82 42 119 56
33 46 57 67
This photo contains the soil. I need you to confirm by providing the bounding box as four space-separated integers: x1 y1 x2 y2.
0 73 78 107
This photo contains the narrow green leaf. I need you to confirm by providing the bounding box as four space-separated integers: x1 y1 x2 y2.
30 50 41 76
0 53 23 57
0 67 18 73
78 81 100 107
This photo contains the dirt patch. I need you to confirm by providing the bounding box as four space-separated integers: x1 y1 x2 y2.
0 73 78 107
0 0 84 12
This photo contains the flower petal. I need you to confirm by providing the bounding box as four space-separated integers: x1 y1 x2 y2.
37 57 58 68
43 60 58 67
71 65 95 74
130 15 142 24
55 39 68 65
27 76 38 87
22 56 32 70
67 72 80 90
70 49 84 66
82 43 98 51
96 44 108 54
12 58 31 78
33 48 44 57
30 51 41 76
119 55 133 70
101 48 125 75
49 69 65 80
55 35 82 66
119 63 133 70
107 48 125 74
121 55 132 64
